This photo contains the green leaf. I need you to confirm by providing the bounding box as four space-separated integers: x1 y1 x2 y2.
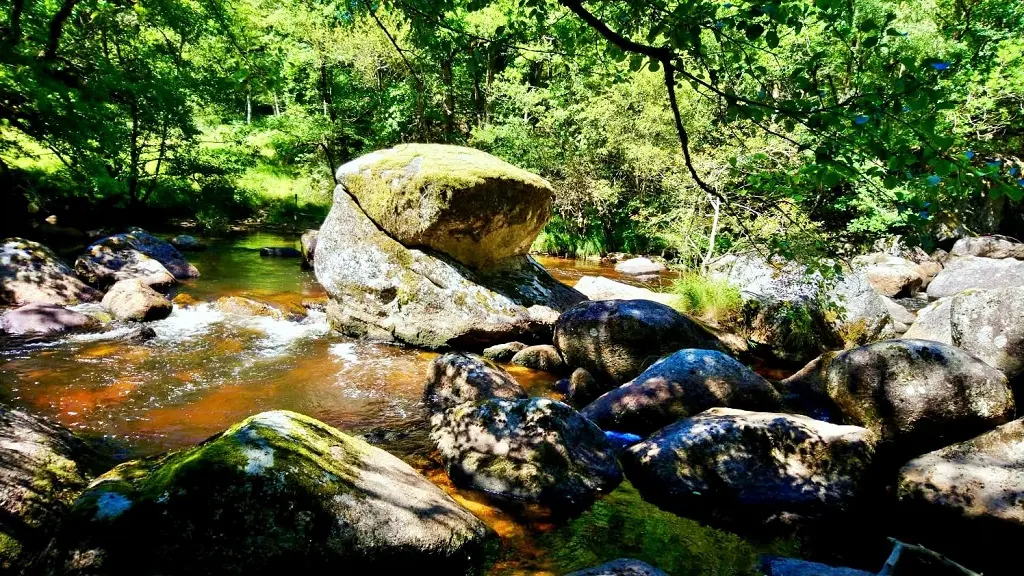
745 23 765 40
766 29 779 49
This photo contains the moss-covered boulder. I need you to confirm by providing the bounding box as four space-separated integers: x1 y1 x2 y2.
314 180 583 349
77 229 199 286
1 238 101 306
781 339 1015 460
623 408 877 528
0 406 94 573
430 397 622 512
554 299 722 388
46 411 494 575
581 349 783 437
424 352 527 413
338 144 552 269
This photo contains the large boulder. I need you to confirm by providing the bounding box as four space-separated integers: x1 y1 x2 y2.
580 349 783 436
758 556 873 576
623 408 877 526
781 340 1015 459
0 406 94 572
852 253 923 297
1 238 101 306
0 303 100 337
74 244 176 291
78 229 199 282
46 411 494 575
314 176 583 349
711 254 893 363
904 287 1024 378
898 417 1024 536
430 397 622 512
927 255 1024 299
554 299 720 387
614 258 666 276
950 235 1024 260
101 279 173 322
424 352 527 413
565 558 669 576
572 276 677 307
338 144 552 269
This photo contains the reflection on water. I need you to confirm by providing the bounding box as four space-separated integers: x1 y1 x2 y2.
0 232 770 575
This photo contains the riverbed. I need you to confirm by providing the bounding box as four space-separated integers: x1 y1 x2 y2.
0 232 781 575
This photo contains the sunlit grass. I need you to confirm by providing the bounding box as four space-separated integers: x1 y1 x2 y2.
671 273 743 326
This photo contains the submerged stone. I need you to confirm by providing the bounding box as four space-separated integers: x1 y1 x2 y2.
46 410 494 575
565 558 669 576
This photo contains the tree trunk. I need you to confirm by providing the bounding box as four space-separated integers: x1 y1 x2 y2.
44 0 81 59
273 91 280 116
701 194 721 274
246 89 252 124
441 55 455 138
127 101 141 205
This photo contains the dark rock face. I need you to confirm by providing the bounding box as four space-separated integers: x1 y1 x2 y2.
781 339 1015 459
1 238 101 306
927 255 1024 299
581 349 783 437
430 397 622 512
898 417 1024 534
101 279 173 322
566 367 601 406
905 287 1024 378
758 556 874 576
45 411 494 576
482 341 527 363
622 408 877 526
424 352 527 413
0 406 93 572
510 344 567 374
169 235 203 251
259 247 302 258
565 558 669 576
79 229 199 281
0 303 100 336
315 186 583 349
554 299 721 387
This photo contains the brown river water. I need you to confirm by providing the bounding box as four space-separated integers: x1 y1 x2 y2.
0 233 793 575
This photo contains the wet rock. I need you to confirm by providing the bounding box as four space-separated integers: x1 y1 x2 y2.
554 299 721 387
853 253 923 297
905 287 1024 378
79 229 199 281
339 144 552 269
581 349 783 437
950 235 1024 260
213 296 285 319
623 408 877 526
430 397 622 511
781 339 1015 459
510 344 567 374
614 258 666 276
758 556 873 576
927 255 1024 299
45 411 494 575
169 235 203 251
566 367 601 406
424 352 526 413
573 276 678 306
259 246 302 258
0 303 100 336
0 406 93 572
565 558 669 576
482 341 527 363
300 229 318 267
315 181 583 349
74 244 176 291
1 238 101 306
101 279 172 322
898 417 1024 536
171 292 199 307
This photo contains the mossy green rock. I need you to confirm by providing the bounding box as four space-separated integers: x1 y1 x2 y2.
0 407 92 574
337 144 552 269
430 397 622 512
1 238 102 306
46 410 494 575
314 181 583 349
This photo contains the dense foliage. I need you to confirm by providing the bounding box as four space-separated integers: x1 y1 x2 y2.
2 0 1022 264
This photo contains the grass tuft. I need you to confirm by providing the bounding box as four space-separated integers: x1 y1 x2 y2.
671 273 743 326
